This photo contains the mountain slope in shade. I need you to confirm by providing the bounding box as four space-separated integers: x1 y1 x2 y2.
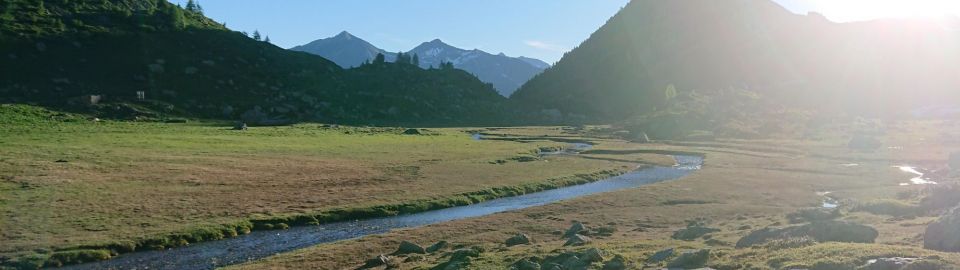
293 34 549 97
289 31 397 68
0 0 509 126
512 0 960 122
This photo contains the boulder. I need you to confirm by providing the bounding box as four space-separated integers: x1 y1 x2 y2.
802 220 878 244
506 233 531 246
580 248 604 263
672 226 721 240
737 221 878 248
563 222 586 238
602 255 628 270
361 254 391 269
448 247 482 261
233 122 248 130
393 241 426 255
646 248 674 263
925 207 960 252
563 234 592 246
511 259 541 270
862 257 921 270
561 255 584 270
403 128 423 135
426 240 449 253
666 249 710 269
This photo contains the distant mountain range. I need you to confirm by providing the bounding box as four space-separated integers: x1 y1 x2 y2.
291 32 550 97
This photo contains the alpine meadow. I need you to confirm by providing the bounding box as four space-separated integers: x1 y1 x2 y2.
3 0 960 269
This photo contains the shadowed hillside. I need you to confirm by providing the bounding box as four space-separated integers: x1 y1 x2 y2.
512 0 960 123
0 0 508 126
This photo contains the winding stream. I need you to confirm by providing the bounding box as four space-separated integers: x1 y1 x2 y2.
66 147 703 270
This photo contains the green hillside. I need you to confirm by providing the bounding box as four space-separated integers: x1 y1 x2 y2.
0 0 508 126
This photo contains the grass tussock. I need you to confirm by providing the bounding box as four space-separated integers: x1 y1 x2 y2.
853 199 924 218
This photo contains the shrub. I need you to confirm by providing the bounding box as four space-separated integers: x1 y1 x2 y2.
44 249 112 267
853 200 923 218
787 208 841 223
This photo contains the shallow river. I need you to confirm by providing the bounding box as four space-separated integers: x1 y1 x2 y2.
66 152 703 270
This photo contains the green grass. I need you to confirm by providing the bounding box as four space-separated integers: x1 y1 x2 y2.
0 105 645 268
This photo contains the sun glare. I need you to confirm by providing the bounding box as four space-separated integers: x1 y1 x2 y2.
806 0 960 21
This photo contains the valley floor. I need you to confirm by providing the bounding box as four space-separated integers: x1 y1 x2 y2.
226 121 960 269
0 105 668 268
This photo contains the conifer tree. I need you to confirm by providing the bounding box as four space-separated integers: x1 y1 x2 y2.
373 53 386 65
252 30 261 41
396 52 415 65
185 0 198 13
264 36 271 43
412 54 420 67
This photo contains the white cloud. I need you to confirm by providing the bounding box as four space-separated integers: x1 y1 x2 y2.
524 40 567 52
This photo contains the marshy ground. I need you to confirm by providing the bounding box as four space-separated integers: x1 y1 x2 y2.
226 121 960 269
4 104 960 269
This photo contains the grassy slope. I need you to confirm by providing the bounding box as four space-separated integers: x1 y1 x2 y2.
0 105 651 267
231 120 960 269
0 0 509 126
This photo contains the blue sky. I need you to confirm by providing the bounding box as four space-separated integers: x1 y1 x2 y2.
171 0 956 63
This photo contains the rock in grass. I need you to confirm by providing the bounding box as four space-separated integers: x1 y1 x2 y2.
666 249 710 269
402 128 422 135
511 258 541 270
803 220 878 244
861 257 922 270
361 254 391 269
602 255 628 270
232 122 247 130
563 222 586 238
448 247 483 261
646 248 674 263
426 240 449 253
671 226 721 240
506 233 531 246
393 241 426 255
736 221 878 248
563 234 592 246
925 207 960 252
580 248 604 263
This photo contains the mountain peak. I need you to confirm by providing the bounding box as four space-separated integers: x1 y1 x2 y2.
335 31 354 39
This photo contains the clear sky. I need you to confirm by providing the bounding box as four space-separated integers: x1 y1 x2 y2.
171 0 960 63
